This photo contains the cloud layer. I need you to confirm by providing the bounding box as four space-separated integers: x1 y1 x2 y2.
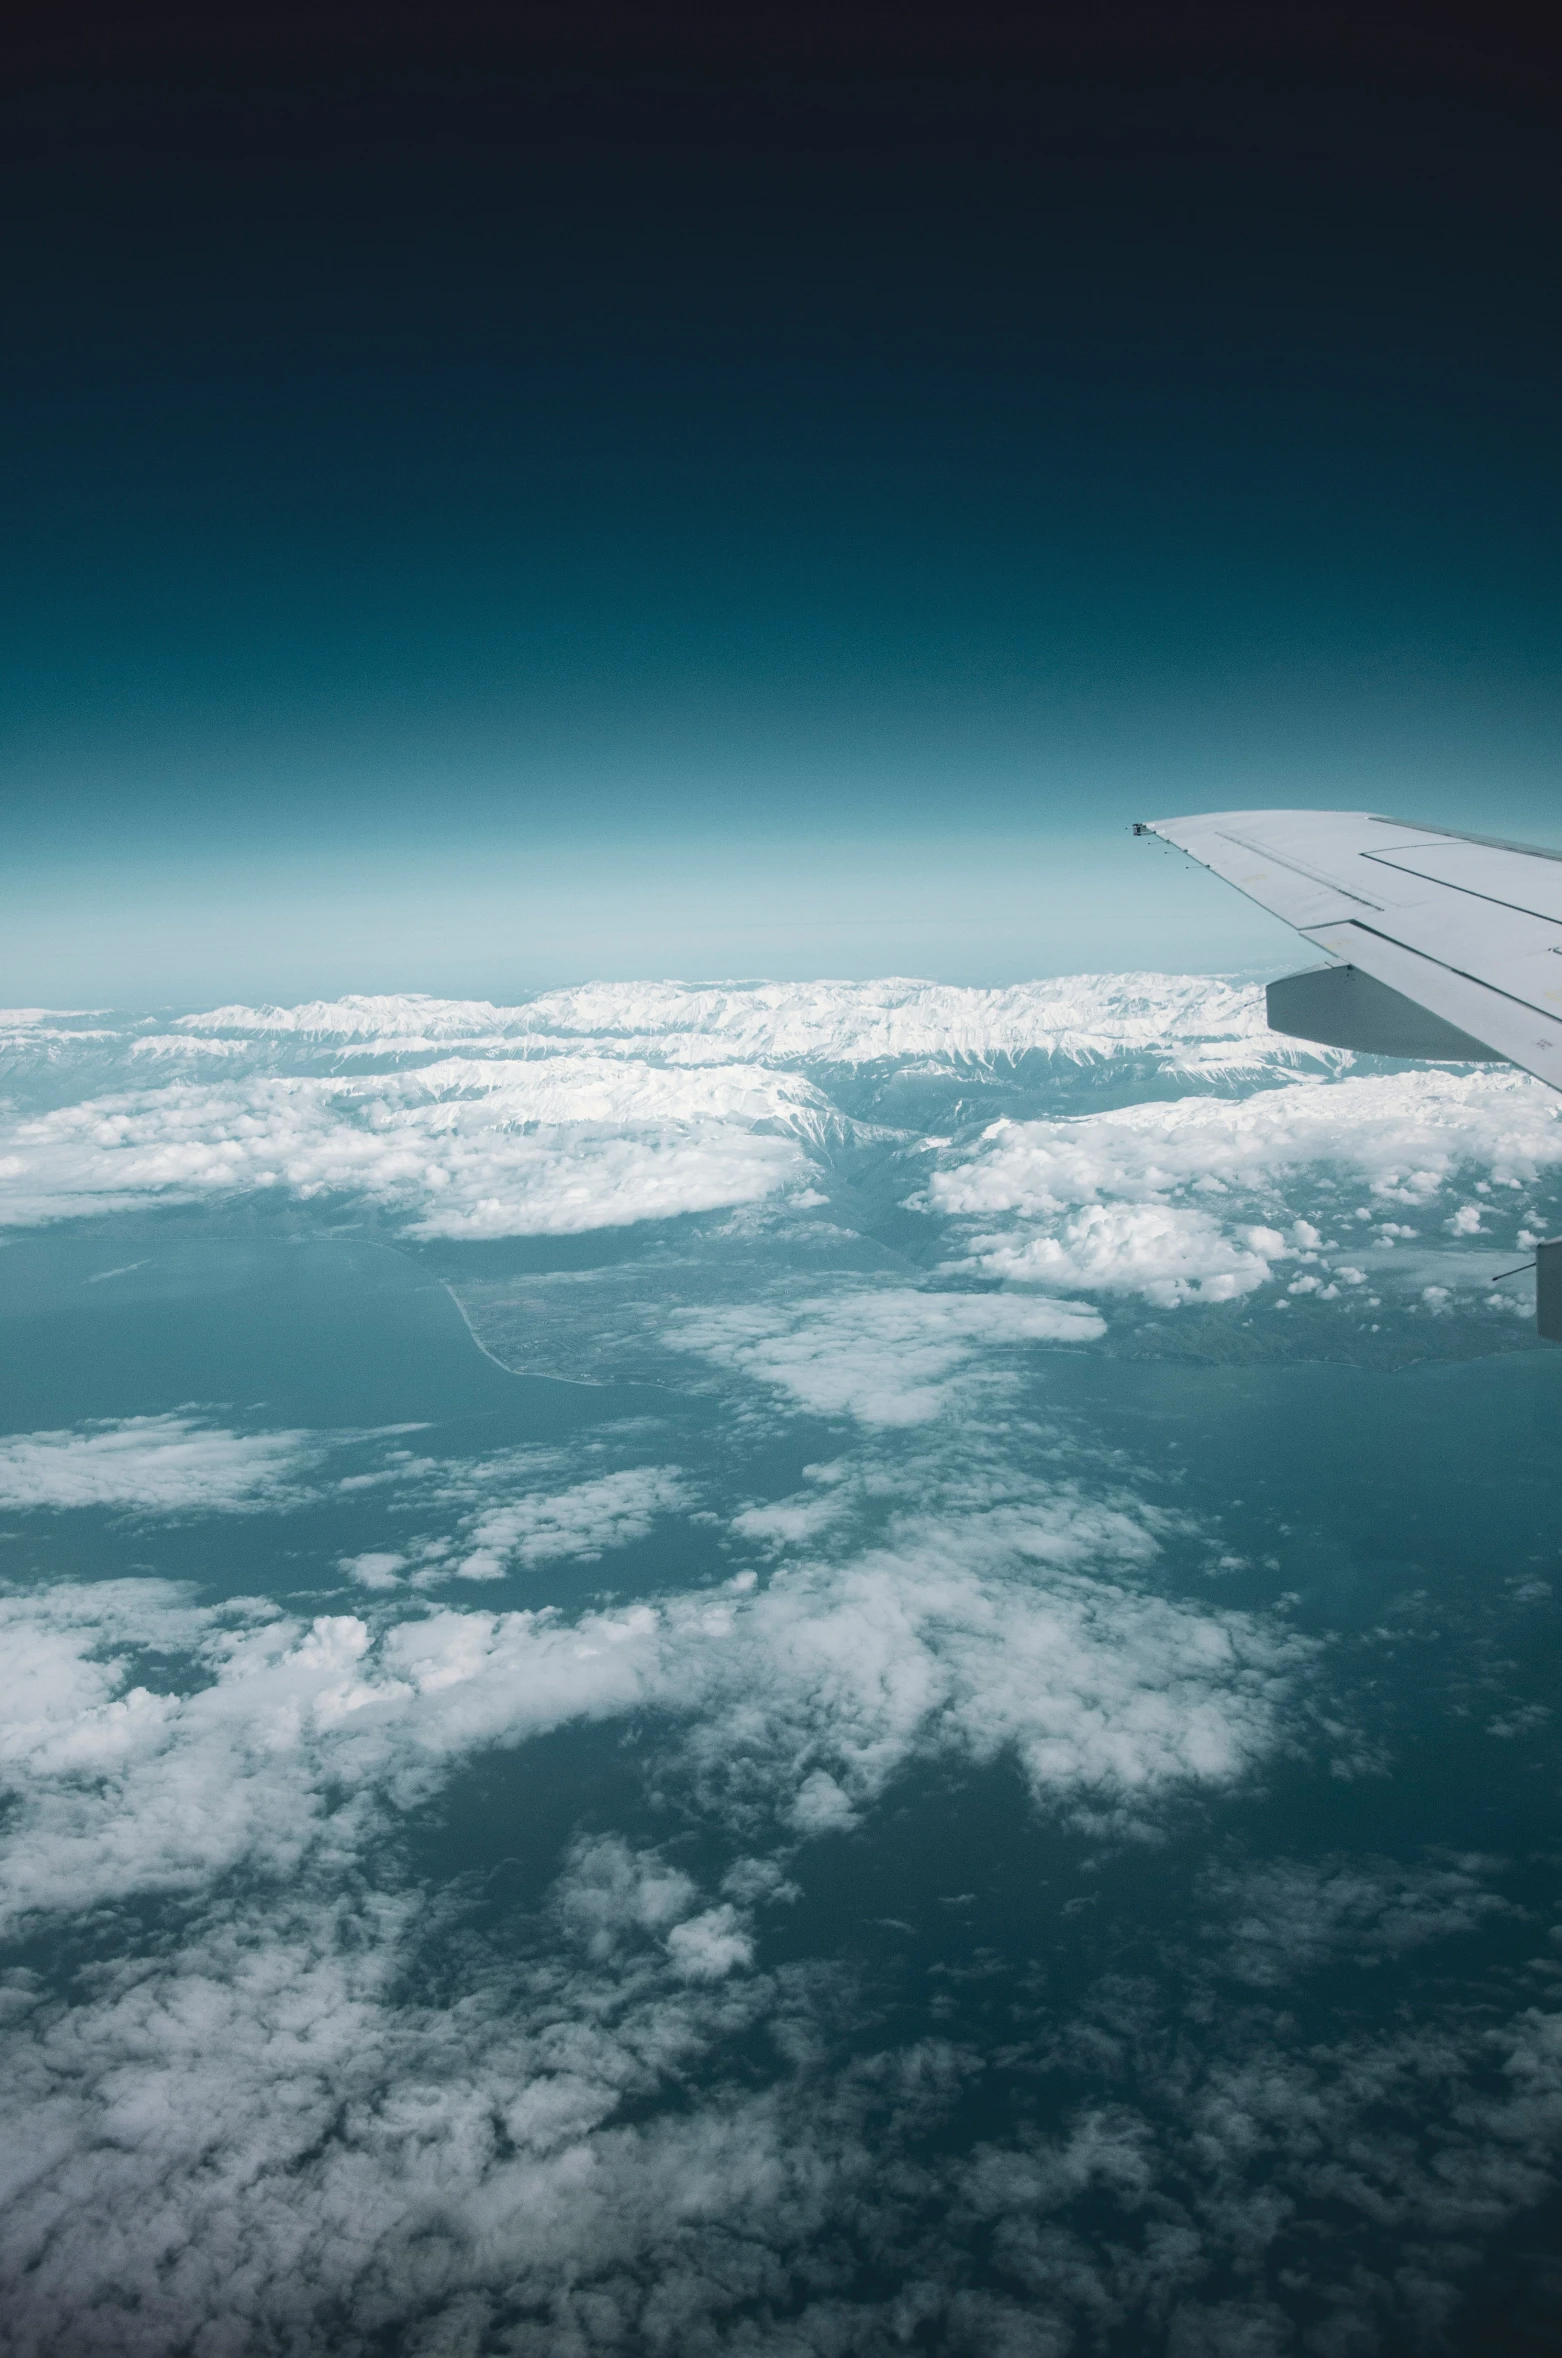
0 1415 318 1513
4 979 1561 2354
0 1465 1299 1936
448 1464 692 1581
670 1285 1105 1424
0 1057 822 1235
4 1535 1556 2358
928 1068 1562 1306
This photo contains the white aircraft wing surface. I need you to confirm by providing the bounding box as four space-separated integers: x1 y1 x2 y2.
1138 807 1562 1093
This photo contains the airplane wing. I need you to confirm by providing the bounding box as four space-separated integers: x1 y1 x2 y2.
1137 807 1562 1339
1136 807 1562 1093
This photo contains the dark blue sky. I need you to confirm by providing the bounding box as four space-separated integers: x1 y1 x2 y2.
6 3 1562 1000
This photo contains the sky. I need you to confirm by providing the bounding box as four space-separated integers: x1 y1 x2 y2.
5 2 1562 1003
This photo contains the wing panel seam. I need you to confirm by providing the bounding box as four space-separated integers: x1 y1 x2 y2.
1360 852 1562 931
1366 816 1562 866
1213 830 1384 909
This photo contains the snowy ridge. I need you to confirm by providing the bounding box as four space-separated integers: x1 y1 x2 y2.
175 994 520 1043
172 976 1297 1071
3 979 1548 1277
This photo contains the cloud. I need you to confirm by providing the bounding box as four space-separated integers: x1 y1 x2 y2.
927 1069 1562 1306
685 1522 1303 1833
6 987 1519 1269
0 1057 823 1235
4 1792 1558 2357
0 1450 1301 1933
5 980 1561 2356
0 1845 813 2358
731 1474 853 1550
665 1905 755 1980
1203 1856 1515 1986
546 1835 754 1981
963 1202 1286 1307
670 1285 1104 1425
554 1832 702 1958
0 1444 1307 2353
933 1071 1562 1225
448 1465 691 1580
0 1490 1552 2358
0 1415 318 1513
340 1550 407 1590
944 1966 1562 2358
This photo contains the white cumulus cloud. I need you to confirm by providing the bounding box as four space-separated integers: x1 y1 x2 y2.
670 1284 1104 1425
928 1069 1562 1306
0 1058 821 1235
450 1465 690 1580
0 1415 318 1514
0 1462 1302 1934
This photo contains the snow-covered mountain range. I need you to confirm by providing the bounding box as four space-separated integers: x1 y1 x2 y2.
3 977 1559 1337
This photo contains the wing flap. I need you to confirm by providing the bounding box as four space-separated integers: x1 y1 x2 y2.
1265 963 1503 1060
1306 921 1562 1088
